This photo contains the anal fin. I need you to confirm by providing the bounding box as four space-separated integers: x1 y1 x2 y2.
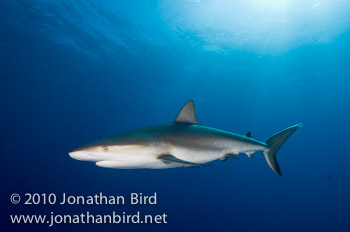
245 151 254 159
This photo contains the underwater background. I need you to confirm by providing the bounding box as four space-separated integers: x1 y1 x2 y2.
1 0 349 231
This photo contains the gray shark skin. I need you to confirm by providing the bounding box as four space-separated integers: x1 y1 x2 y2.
69 100 303 175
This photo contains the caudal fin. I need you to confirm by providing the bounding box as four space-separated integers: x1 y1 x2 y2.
263 123 303 176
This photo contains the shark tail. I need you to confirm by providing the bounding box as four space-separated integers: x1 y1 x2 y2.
262 123 303 176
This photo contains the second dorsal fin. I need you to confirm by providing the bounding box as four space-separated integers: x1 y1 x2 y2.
245 131 252 138
174 100 199 125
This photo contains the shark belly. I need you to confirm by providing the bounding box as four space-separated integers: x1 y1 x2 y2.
95 159 171 169
168 147 222 164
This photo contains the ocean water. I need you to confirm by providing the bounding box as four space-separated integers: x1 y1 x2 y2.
1 0 349 231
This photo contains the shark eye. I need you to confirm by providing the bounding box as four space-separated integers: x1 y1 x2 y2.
102 146 109 152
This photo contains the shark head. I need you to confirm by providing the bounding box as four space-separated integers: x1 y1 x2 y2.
69 132 160 168
69 142 110 162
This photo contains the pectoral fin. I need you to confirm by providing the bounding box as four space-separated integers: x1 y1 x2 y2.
158 154 209 166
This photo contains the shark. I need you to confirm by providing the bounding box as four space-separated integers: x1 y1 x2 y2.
69 100 303 175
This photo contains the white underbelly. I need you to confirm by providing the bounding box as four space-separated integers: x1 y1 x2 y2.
169 148 221 164
95 159 182 169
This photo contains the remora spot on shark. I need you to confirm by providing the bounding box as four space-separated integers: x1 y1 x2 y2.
69 100 303 176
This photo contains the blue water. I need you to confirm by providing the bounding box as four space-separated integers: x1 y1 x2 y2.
1 0 349 231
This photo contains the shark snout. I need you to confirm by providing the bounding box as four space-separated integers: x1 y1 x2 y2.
69 150 100 162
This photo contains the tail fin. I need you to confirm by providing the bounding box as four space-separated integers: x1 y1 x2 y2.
263 123 304 176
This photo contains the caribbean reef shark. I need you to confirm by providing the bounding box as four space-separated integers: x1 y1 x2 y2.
69 100 303 175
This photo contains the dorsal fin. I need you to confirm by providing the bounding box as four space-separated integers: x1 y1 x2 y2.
245 131 252 138
174 100 199 125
